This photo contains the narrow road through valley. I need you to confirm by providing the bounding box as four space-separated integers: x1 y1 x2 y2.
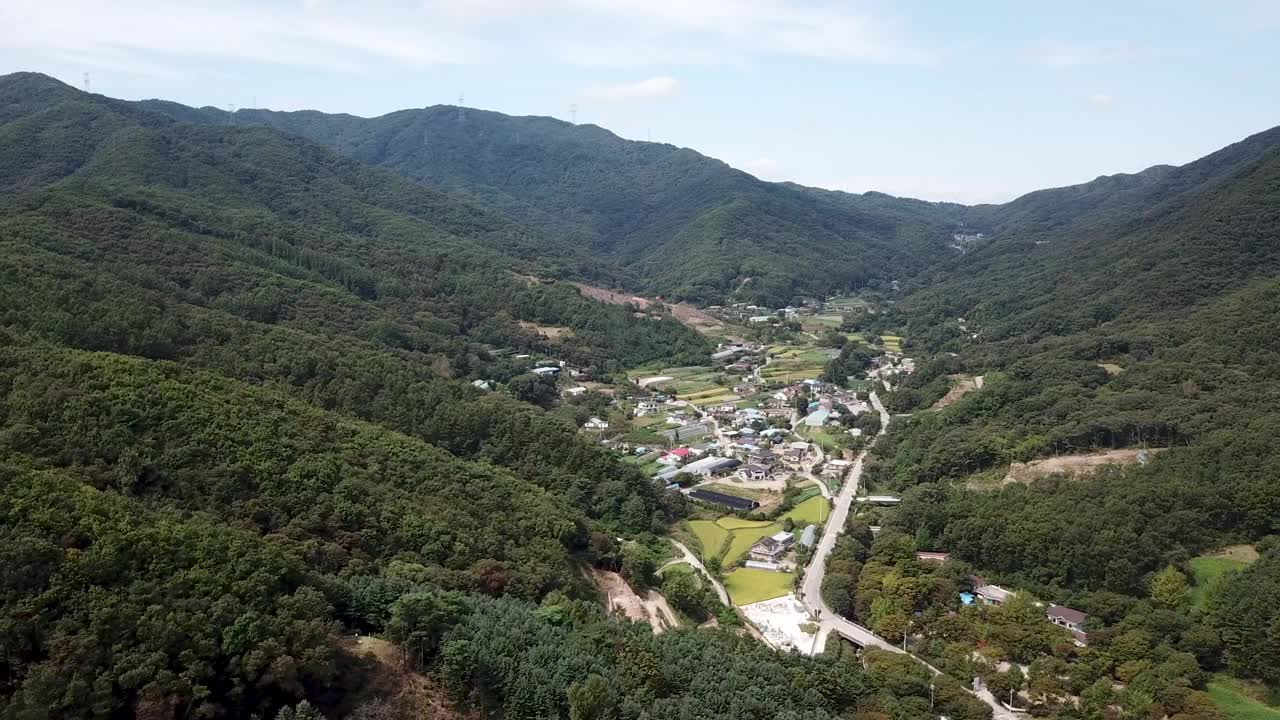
798 391 1019 720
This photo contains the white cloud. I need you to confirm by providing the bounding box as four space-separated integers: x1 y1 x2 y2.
1088 93 1116 110
579 76 681 101
560 0 933 65
1025 41 1145 68
0 0 484 74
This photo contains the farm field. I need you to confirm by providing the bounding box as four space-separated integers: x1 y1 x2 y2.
1189 546 1258 609
689 496 831 564
1207 675 1280 720
880 335 903 353
724 568 795 605
800 314 844 333
687 520 729 562
630 365 737 406
760 349 828 382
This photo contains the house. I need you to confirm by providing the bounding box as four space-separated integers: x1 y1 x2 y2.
687 443 712 457
583 417 609 430
822 459 852 476
688 489 759 512
471 379 491 390
532 366 560 376
633 401 659 417
749 531 795 562
915 551 950 563
738 463 770 481
1047 605 1090 645
748 315 773 323
782 448 805 464
658 447 692 465
564 386 588 396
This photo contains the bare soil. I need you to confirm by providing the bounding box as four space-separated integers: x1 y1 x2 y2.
931 374 984 410
339 635 474 720
999 448 1163 486
517 320 573 339
571 282 726 335
588 566 673 633
1205 544 1260 563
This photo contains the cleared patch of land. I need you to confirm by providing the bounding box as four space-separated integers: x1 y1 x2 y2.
1099 363 1124 376
340 635 468 719
1208 674 1280 720
931 374 984 410
998 448 1162 486
725 568 795 605
1189 545 1257 610
571 281 726 335
517 320 573 339
880 335 903 353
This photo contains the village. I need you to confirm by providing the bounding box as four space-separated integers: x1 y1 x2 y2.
474 295 1096 718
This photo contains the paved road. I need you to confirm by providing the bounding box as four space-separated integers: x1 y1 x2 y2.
668 539 731 606
796 392 1020 720
798 391 892 647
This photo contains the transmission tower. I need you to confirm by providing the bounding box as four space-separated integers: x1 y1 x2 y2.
570 103 578 124
83 72 90 93
226 104 235 125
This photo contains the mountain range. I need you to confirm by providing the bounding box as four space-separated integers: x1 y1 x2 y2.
3 69 1280 719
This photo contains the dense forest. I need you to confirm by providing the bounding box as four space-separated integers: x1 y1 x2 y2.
845 116 1280 713
137 96 966 305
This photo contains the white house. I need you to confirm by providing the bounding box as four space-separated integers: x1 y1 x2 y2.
583 417 609 430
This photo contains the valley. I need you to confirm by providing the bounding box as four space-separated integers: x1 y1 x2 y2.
1 70 1278 720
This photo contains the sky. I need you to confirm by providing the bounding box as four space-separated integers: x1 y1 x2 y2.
2 0 1278 203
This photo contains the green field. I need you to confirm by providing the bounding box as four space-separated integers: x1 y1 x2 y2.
1208 675 1280 720
880 335 903 353
1189 548 1256 609
687 496 830 564
785 495 829 525
724 568 795 605
687 520 730 561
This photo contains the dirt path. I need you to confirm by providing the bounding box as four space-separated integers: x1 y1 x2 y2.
644 590 680 630
589 566 674 633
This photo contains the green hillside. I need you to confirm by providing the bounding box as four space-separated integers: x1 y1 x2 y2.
139 97 964 305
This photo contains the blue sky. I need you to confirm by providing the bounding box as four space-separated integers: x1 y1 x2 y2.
3 0 1278 203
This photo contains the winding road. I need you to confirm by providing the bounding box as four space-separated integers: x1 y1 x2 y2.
667 539 731 607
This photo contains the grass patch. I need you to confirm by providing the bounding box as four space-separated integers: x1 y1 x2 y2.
717 516 775 530
1207 675 1280 720
785 495 829 525
725 568 795 605
1189 547 1256 609
687 520 730 563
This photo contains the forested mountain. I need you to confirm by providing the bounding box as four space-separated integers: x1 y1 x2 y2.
138 98 963 305
0 72 721 716
861 121 1280 689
